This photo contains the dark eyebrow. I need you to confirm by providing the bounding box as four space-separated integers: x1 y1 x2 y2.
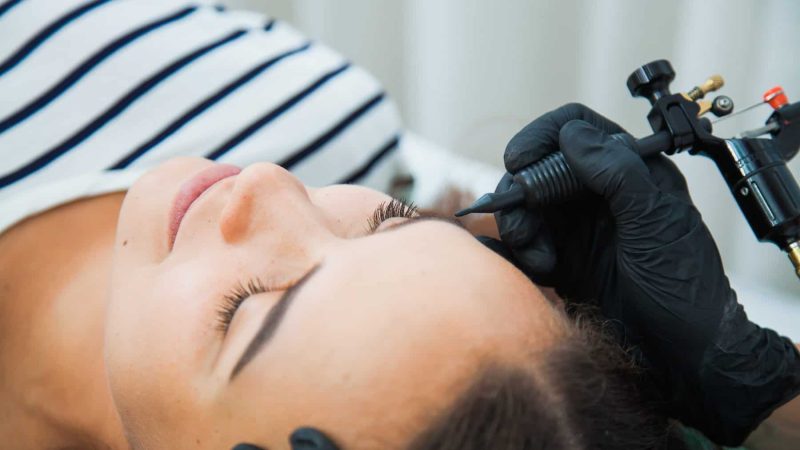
230 264 321 380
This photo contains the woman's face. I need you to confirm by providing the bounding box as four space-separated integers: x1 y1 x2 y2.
105 157 559 449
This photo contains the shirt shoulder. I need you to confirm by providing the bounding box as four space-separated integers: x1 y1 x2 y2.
0 1 404 234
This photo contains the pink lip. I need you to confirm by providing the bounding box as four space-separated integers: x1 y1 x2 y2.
168 164 241 249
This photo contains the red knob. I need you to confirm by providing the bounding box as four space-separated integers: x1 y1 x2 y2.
763 86 789 110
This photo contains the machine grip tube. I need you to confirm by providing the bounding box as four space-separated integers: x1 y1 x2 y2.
513 152 582 207
635 130 673 157
512 131 672 207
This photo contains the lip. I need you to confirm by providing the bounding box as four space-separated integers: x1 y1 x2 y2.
168 164 241 249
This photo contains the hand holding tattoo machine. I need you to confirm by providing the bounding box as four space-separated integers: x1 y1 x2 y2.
458 59 800 279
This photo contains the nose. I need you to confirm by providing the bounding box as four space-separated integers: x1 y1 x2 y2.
219 163 313 243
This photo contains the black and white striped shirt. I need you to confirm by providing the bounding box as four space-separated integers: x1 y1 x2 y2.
0 0 403 233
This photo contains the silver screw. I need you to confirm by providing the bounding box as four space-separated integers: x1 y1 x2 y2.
740 186 750 196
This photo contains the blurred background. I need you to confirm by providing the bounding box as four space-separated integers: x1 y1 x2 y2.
223 0 800 333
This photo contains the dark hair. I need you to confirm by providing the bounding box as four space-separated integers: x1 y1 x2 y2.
408 308 686 450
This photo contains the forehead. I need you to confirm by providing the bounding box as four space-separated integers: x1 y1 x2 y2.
296 220 548 352
335 219 535 300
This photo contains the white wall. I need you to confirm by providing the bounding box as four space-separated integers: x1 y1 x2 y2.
224 0 800 305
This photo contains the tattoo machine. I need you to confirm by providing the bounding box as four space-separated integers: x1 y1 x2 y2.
456 60 800 279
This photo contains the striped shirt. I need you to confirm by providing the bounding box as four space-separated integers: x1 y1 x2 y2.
0 0 403 234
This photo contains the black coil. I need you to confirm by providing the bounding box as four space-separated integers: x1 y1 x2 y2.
513 152 583 206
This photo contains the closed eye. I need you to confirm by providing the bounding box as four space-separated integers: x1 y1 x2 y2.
216 278 267 334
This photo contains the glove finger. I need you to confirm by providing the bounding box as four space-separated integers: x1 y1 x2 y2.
558 120 659 219
477 235 557 286
494 173 543 247
505 103 628 173
476 235 514 262
494 171 515 194
493 173 558 283
646 155 693 204
495 206 545 247
510 226 558 284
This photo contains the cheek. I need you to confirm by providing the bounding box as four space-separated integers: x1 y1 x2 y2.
105 263 225 420
311 185 392 237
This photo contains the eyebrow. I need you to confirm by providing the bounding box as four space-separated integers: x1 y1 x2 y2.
230 264 321 380
229 215 466 380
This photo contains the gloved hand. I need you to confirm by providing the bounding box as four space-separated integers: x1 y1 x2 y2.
490 103 800 445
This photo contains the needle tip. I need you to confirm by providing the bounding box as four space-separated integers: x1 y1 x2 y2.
454 193 496 217
454 188 525 217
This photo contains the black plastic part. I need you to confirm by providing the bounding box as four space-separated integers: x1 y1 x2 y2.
625 59 724 155
230 428 340 450
707 138 800 249
627 60 676 105
290 427 340 450
711 95 734 117
772 101 800 160
645 94 723 155
634 130 673 158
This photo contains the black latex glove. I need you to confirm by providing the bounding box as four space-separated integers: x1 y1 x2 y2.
232 427 340 450
491 103 800 445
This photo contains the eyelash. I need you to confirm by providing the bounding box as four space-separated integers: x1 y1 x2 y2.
216 278 267 333
215 199 417 333
367 198 418 232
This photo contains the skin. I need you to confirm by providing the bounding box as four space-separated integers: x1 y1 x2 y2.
0 156 562 449
0 190 127 449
